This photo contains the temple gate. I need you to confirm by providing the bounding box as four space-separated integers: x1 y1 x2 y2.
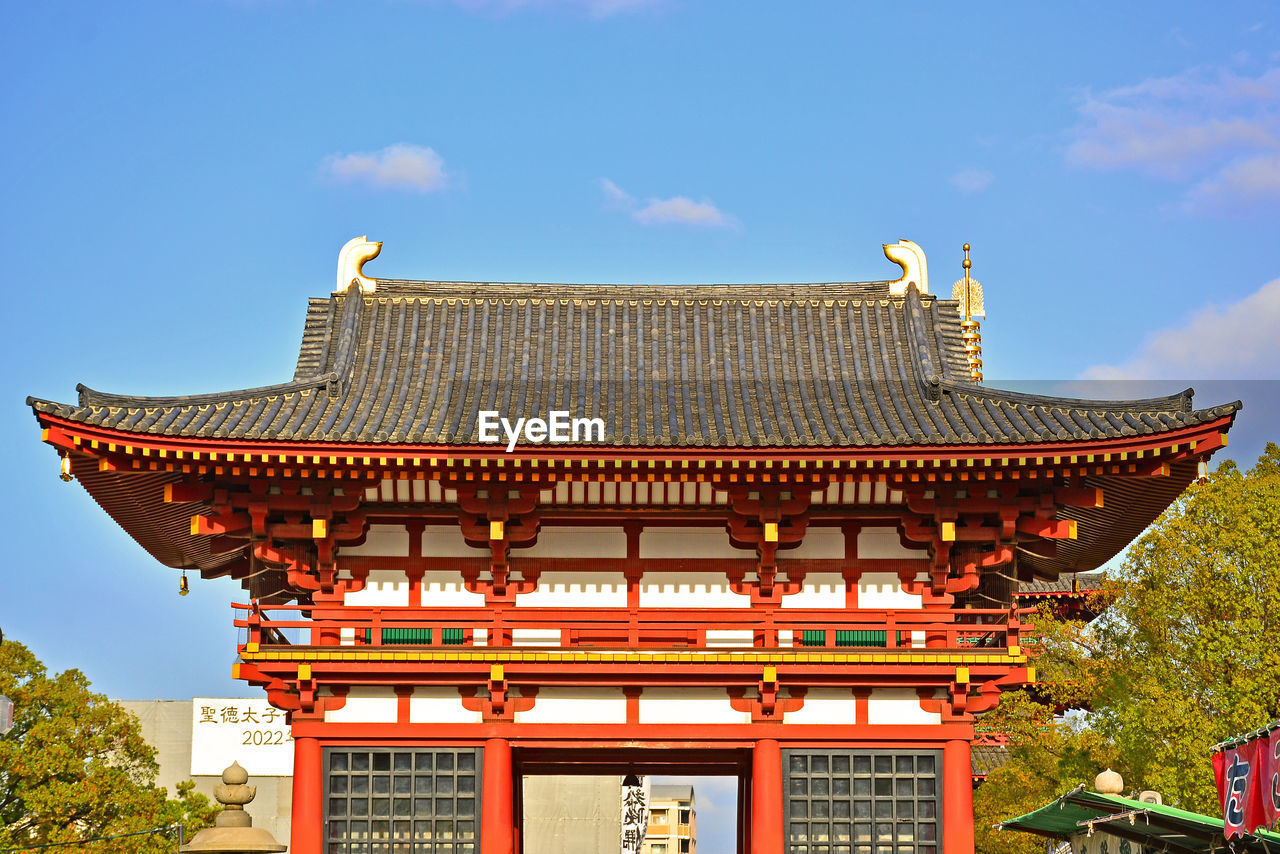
30 237 1237 853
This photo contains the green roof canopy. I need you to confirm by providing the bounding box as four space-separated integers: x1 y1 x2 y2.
1001 788 1280 853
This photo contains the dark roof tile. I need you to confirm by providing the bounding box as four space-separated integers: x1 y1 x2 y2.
30 279 1239 449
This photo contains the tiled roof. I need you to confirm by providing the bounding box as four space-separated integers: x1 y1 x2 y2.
1017 572 1106 597
971 742 1010 777
29 278 1238 449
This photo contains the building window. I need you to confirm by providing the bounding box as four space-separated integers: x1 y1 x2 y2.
324 747 480 853
783 749 940 854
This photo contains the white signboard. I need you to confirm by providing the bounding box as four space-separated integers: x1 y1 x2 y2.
620 776 650 854
191 697 294 776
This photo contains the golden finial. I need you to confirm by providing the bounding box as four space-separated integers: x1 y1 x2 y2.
952 244 985 382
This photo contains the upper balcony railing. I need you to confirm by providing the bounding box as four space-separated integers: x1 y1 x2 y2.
234 603 1025 652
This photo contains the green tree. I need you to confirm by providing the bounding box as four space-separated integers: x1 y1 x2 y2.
975 444 1280 853
0 639 219 852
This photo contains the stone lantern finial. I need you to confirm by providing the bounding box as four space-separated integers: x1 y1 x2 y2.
179 761 287 853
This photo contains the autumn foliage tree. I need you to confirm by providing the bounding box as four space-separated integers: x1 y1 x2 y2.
975 444 1280 853
0 639 218 852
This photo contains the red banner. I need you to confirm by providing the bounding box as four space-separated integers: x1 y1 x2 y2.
1215 733 1272 837
1262 729 1280 830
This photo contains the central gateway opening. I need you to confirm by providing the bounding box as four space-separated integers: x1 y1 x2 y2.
322 745 943 853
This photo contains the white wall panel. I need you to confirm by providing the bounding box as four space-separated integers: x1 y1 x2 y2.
517 527 627 559
342 524 410 557
784 528 845 559
409 688 483 724
514 688 627 724
858 572 923 609
783 688 857 725
344 570 410 607
421 571 487 607
516 572 628 607
780 573 845 609
866 688 940 725
857 527 927 560
639 527 744 559
325 687 398 723
638 689 751 724
639 573 751 608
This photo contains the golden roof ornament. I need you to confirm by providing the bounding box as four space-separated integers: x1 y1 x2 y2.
951 243 984 382
882 239 929 296
336 235 383 294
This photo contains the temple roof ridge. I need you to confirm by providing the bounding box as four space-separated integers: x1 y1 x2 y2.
28 265 1241 449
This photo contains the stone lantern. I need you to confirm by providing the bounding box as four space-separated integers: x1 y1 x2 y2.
180 761 287 853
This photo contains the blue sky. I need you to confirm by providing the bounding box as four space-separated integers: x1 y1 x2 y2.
1 4 1278 842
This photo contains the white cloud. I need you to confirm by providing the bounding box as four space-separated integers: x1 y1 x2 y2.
949 168 994 194
599 178 737 228
323 144 448 192
634 196 734 227
1182 151 1280 208
1065 64 1280 208
1082 277 1280 380
599 177 634 207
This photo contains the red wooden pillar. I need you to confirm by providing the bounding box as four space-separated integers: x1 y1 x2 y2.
942 739 974 854
751 738 784 854
291 735 323 854
481 738 515 854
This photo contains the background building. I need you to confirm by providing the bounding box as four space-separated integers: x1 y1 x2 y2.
120 700 294 845
644 785 696 854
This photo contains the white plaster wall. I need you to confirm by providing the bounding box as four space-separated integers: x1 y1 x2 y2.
783 688 857 725
783 527 845 559
342 524 411 557
857 527 927 560
344 570 410 607
516 573 628 607
639 573 751 608
409 688 484 724
422 525 491 557
780 573 845 609
325 687 398 724
517 527 628 559
639 527 744 559
866 688 940 725
638 689 751 725
513 628 562 646
514 688 627 724
421 571 487 607
858 572 923 609
705 630 754 648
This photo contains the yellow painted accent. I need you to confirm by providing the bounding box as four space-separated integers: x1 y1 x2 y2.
940 521 956 541
298 664 312 680
490 520 504 540
1008 645 1021 657
764 522 779 542
232 663 241 679
245 641 259 653
490 664 504 682
1026 667 1037 683
956 666 970 684
1222 432 1229 447
312 518 328 538
1067 520 1078 539
190 515 201 536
